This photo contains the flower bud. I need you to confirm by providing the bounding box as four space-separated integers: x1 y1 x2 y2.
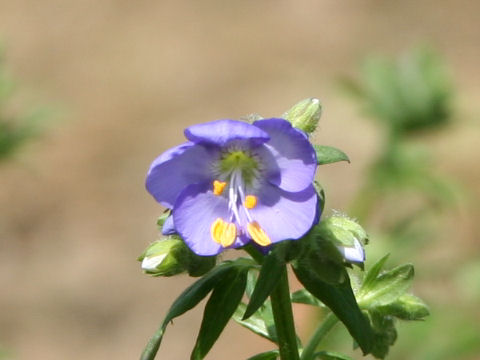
284 98 322 134
139 238 189 276
315 214 368 264
139 236 217 277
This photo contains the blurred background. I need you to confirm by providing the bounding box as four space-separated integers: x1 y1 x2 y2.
0 1 478 359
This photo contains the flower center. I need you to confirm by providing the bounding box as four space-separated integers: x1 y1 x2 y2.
218 150 259 185
210 156 271 248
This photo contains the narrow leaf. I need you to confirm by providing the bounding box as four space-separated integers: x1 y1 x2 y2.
261 300 279 342
247 350 279 360
358 264 414 308
292 264 374 355
314 145 350 165
246 269 259 298
140 260 252 360
191 266 249 359
291 289 324 307
360 254 390 292
244 250 285 319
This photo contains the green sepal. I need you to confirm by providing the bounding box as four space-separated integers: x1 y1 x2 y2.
292 264 374 355
304 215 367 269
298 243 346 285
191 264 249 360
313 351 354 360
313 181 326 215
140 258 255 360
314 145 350 166
322 215 368 247
156 211 171 229
295 229 346 285
247 350 280 360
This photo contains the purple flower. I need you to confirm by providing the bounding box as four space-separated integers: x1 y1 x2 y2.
146 118 319 256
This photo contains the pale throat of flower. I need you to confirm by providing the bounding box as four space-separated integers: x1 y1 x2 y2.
210 166 271 248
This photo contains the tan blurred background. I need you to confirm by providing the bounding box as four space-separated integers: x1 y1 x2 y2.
0 0 479 359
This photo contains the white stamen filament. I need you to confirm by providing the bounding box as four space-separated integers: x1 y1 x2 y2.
228 171 242 225
227 170 253 224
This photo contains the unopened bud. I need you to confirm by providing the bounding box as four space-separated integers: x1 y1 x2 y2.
284 98 322 134
139 238 189 276
139 236 216 277
315 214 368 264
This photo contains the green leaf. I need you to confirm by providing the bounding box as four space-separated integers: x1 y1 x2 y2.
291 289 324 307
140 259 254 360
313 351 353 360
361 255 390 291
314 145 350 165
259 300 279 342
233 302 277 342
292 264 374 355
191 266 249 359
243 249 285 319
246 268 259 298
376 293 429 320
248 350 279 360
358 264 414 308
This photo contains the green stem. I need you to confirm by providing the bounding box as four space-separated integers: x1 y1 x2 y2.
270 266 300 360
300 313 338 360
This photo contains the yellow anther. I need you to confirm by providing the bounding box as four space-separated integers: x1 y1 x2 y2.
211 218 225 244
244 195 258 209
221 222 237 247
210 218 237 247
247 221 272 246
213 180 227 196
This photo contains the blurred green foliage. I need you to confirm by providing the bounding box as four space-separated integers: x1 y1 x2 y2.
343 47 458 228
0 45 44 162
340 46 452 135
317 47 480 359
0 344 11 360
